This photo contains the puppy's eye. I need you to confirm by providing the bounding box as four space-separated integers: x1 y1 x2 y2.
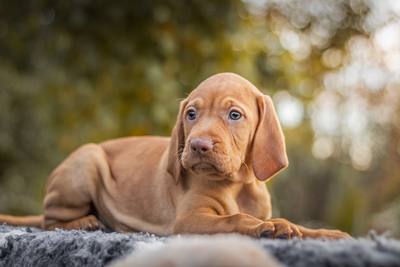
187 111 196 120
229 111 241 120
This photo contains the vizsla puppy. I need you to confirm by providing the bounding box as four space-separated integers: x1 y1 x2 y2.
0 73 350 240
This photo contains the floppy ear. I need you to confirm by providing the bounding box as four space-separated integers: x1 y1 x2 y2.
252 95 288 181
167 99 188 184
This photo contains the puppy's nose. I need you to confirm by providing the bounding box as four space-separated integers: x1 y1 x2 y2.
190 139 212 157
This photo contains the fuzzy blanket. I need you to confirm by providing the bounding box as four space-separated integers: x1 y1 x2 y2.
1 224 400 267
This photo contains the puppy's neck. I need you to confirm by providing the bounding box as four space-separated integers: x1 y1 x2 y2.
229 163 255 183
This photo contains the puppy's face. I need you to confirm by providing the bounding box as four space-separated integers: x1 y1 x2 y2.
168 73 288 183
180 75 259 180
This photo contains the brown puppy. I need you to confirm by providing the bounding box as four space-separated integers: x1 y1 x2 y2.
0 73 350 240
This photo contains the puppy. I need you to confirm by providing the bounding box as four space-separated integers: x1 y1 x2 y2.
0 73 350 240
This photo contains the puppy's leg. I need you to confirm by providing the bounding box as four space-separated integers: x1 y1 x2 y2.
43 144 110 231
295 224 351 240
174 213 350 239
266 218 350 240
174 211 275 239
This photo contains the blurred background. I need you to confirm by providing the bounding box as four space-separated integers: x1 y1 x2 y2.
0 0 399 237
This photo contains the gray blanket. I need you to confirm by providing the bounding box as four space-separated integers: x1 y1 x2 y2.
1 224 399 267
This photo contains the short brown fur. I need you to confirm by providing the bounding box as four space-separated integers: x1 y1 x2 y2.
0 73 350 240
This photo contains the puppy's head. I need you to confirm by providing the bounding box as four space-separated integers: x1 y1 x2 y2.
167 73 288 183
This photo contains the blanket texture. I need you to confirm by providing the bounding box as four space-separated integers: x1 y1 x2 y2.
1 224 400 267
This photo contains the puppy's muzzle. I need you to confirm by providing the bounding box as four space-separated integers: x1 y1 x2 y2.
190 139 213 157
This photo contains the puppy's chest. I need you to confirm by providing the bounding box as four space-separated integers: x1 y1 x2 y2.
236 189 271 220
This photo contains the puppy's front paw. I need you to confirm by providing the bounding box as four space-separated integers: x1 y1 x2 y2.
263 218 303 240
248 221 275 239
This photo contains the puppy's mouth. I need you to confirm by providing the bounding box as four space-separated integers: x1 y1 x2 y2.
181 150 238 178
192 163 219 175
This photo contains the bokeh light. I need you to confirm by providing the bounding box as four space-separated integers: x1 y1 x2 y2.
312 137 334 160
274 91 304 129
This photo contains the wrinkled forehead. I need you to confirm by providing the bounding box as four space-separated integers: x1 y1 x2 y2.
188 73 261 107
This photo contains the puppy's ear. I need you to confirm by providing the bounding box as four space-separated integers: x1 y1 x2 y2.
167 99 188 184
252 95 288 181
